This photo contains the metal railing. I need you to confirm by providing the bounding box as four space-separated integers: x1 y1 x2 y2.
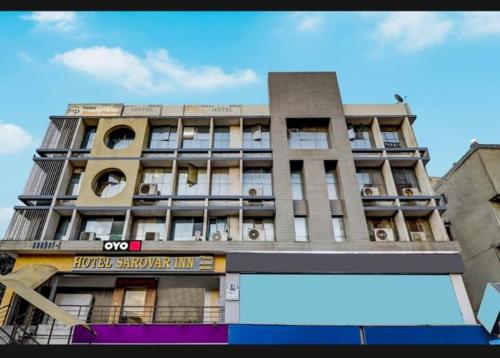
50 305 225 324
1 302 225 345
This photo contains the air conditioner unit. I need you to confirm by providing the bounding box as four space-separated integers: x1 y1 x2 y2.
246 228 265 241
410 231 427 242
373 228 395 242
79 232 96 241
193 230 202 241
183 127 195 139
139 183 159 195
401 187 420 197
362 186 380 196
211 231 229 242
144 232 159 241
247 187 261 196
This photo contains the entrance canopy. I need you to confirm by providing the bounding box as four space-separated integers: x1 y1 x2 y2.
0 264 91 331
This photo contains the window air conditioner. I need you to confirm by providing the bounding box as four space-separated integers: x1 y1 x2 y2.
373 228 395 242
246 228 265 241
183 127 195 139
79 232 96 241
139 183 159 195
410 231 427 242
144 232 159 241
211 231 230 242
362 186 380 196
401 187 420 197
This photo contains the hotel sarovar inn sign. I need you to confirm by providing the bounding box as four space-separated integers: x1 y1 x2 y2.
72 255 214 272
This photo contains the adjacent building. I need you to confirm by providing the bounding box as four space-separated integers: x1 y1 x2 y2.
434 143 500 314
0 72 487 345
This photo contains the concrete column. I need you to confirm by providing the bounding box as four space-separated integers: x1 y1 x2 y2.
224 273 240 324
123 209 132 241
429 209 449 241
371 117 384 148
382 160 398 196
67 209 81 241
415 160 434 195
395 210 410 242
402 117 418 147
450 274 477 324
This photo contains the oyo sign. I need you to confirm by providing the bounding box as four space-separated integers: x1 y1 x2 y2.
103 241 142 252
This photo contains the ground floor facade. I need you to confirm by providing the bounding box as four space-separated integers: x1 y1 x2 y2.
0 250 496 344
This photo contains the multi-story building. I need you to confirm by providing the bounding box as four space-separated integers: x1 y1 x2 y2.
0 72 489 345
434 143 500 316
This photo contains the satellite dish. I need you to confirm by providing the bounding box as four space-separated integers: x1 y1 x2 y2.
394 94 404 103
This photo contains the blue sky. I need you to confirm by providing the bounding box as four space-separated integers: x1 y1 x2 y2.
1 11 500 236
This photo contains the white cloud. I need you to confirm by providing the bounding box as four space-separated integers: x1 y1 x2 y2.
373 12 453 52
52 46 259 94
0 122 33 154
461 12 500 37
0 207 14 238
21 11 77 32
292 12 324 32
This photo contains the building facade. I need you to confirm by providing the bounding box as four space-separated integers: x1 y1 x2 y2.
0 72 486 345
434 143 500 313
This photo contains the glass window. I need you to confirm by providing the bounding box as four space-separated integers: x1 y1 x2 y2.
131 217 166 241
287 120 330 149
243 168 272 196
141 168 172 195
106 127 135 150
176 168 207 195
170 218 203 241
208 217 229 239
94 170 126 198
213 127 230 149
149 126 177 149
121 289 147 322
392 168 420 194
406 218 434 241
66 170 83 196
182 126 210 149
348 125 374 149
243 125 270 149
356 168 387 195
80 217 124 241
54 217 71 241
290 170 304 200
80 126 96 149
381 125 407 148
211 168 230 196
294 217 308 242
325 168 340 200
332 217 345 242
242 218 274 241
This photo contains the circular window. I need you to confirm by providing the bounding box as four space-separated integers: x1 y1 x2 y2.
93 170 126 198
105 127 135 150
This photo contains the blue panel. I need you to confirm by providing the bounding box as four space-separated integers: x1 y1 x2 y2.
228 324 360 345
364 326 491 345
477 283 500 333
240 275 465 325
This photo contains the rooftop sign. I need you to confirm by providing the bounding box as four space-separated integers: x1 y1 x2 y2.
65 104 123 117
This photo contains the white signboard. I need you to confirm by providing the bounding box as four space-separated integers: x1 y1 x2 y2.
66 104 123 117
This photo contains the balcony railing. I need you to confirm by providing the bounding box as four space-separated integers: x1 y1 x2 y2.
50 305 225 325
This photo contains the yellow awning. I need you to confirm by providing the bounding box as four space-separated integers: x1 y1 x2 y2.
0 265 91 331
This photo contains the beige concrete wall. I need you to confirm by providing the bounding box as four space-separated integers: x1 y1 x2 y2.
343 104 410 117
76 159 141 207
90 117 149 157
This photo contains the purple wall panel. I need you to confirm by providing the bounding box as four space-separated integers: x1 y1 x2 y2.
72 324 228 344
